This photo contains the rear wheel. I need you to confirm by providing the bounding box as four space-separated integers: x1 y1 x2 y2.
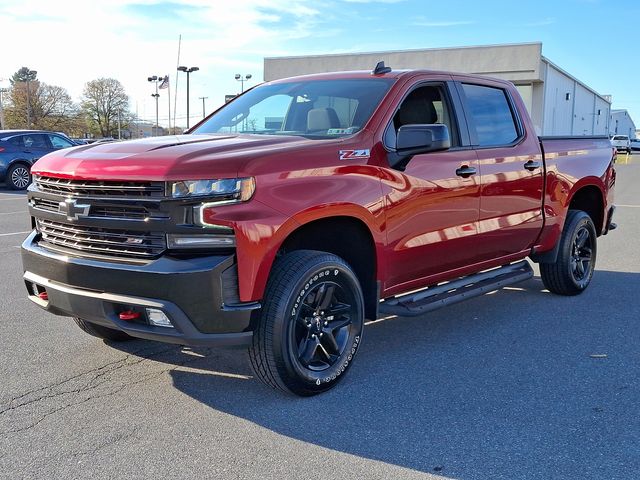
540 210 597 296
248 250 364 396
7 163 31 190
73 317 132 342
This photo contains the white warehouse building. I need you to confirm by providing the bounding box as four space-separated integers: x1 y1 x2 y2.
264 42 611 137
610 110 636 139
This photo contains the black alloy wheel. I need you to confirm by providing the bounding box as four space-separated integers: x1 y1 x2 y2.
570 225 593 285
291 280 357 372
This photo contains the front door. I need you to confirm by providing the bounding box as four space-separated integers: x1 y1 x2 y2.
381 82 481 292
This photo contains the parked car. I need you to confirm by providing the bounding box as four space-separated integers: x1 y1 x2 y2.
22 65 616 396
630 138 640 152
0 130 78 189
610 135 631 154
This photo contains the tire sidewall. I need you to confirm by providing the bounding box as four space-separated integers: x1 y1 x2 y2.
271 258 364 394
563 213 597 291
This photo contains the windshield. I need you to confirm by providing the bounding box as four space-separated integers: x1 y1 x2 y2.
613 135 628 140
192 78 394 139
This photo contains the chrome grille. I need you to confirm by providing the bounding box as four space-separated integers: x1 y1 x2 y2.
34 175 164 197
36 219 166 258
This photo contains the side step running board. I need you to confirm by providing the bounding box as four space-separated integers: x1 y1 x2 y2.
379 261 534 317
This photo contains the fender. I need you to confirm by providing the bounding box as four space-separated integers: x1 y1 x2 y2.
246 201 386 302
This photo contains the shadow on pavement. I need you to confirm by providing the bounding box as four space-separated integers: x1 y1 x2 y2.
112 271 640 479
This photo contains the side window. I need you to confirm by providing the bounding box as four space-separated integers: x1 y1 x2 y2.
49 135 74 149
461 84 519 147
8 136 25 147
23 134 49 149
386 84 456 148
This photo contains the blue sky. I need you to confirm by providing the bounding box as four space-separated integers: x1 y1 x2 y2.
0 0 637 129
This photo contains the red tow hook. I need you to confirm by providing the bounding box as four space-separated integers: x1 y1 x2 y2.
37 292 49 301
119 310 141 321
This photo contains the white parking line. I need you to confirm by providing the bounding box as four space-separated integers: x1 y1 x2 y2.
617 204 640 208
0 231 30 237
0 211 25 215
0 197 27 202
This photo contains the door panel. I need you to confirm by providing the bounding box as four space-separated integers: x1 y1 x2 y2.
382 149 480 289
475 149 544 258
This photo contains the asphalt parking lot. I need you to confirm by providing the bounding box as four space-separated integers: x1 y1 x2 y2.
0 157 639 480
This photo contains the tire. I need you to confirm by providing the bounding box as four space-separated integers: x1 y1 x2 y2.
7 163 31 190
540 210 597 296
248 250 365 396
73 317 132 342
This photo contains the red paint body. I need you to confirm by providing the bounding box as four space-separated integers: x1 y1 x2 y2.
31 70 615 304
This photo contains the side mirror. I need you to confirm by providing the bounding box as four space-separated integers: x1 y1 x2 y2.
396 124 450 156
389 124 451 171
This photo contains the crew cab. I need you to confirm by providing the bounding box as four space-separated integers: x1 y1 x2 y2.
21 63 616 396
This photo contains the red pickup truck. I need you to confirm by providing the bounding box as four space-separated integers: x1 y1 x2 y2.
21 63 616 396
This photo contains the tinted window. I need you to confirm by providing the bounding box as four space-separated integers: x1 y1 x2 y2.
8 136 24 147
49 135 74 149
462 84 519 147
22 134 49 149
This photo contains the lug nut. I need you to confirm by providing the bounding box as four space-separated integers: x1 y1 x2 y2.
312 334 316 339
324 321 328 326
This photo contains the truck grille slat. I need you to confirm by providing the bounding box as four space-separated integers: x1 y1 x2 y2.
36 219 165 259
35 176 164 197
31 197 150 219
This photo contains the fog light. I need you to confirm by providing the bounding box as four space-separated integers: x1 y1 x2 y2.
167 233 235 249
146 308 173 328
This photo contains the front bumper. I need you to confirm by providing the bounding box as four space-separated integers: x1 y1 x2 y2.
21 231 259 347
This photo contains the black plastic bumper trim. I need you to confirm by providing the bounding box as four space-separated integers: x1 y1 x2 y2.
24 270 254 347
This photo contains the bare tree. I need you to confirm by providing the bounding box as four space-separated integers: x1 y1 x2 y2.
81 78 129 137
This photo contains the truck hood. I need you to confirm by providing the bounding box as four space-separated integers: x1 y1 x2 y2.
31 134 327 181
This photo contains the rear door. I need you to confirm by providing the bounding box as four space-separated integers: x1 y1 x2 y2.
16 133 52 162
455 79 544 260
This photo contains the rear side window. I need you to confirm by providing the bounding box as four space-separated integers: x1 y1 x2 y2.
462 84 519 147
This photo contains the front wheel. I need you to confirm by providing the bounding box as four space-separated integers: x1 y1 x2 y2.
540 210 597 296
248 250 364 396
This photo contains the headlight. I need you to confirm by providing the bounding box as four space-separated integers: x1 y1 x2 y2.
170 177 255 203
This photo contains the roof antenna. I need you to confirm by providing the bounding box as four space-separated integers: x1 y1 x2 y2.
372 61 392 75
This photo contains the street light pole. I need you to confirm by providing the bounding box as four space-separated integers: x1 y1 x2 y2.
199 96 208 118
148 75 163 136
177 66 199 129
234 73 252 93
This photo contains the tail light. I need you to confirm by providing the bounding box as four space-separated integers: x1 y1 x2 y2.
0 147 5 152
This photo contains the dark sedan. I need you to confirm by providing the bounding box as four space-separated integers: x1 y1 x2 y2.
0 130 78 189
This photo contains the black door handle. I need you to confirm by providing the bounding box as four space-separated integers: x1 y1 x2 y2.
456 165 477 178
524 160 541 171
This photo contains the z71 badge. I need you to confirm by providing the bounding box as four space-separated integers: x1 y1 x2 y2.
339 149 370 160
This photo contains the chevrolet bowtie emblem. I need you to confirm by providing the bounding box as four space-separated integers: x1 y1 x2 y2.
58 198 90 221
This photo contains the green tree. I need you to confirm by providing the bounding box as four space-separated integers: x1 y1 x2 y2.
10 67 38 84
81 78 129 138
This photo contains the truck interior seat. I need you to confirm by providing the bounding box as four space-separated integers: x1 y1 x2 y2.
394 89 438 130
307 108 340 132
